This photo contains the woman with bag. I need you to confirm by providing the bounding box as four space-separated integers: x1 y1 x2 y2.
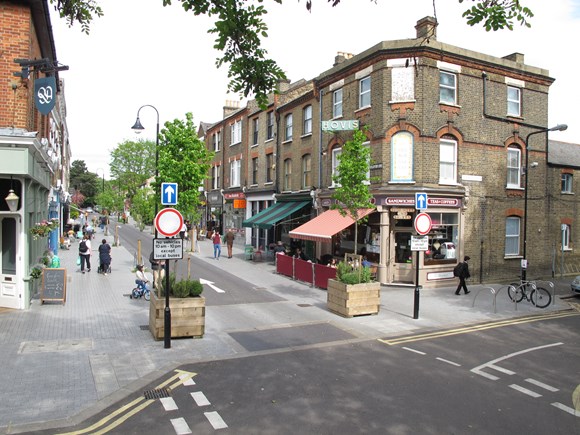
79 234 92 273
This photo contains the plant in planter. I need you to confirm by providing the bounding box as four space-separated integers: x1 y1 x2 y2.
149 273 205 340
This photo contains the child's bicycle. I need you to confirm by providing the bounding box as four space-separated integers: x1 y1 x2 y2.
130 280 150 301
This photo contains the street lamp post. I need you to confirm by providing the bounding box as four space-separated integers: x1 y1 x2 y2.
96 168 105 193
522 124 567 281
131 105 171 349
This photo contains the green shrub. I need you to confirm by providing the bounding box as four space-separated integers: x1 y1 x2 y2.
188 280 203 297
159 274 203 298
336 261 372 284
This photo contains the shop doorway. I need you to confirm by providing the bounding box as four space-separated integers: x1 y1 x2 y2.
0 217 19 309
392 231 414 283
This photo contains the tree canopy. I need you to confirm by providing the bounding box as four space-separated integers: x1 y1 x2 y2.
69 160 99 205
50 0 534 108
109 139 156 199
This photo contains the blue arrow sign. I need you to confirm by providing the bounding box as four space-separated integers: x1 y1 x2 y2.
161 182 178 205
415 192 428 210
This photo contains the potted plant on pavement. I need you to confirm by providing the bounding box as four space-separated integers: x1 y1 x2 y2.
149 273 205 339
326 128 380 317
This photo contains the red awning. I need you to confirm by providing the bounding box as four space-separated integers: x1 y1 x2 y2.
289 208 375 243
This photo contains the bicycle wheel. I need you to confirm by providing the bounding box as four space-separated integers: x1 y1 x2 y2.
508 283 524 302
531 287 551 308
144 289 150 301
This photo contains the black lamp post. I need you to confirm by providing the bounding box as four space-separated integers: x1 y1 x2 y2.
131 105 171 349
97 168 105 193
522 123 567 281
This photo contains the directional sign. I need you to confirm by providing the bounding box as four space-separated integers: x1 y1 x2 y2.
154 208 183 238
415 192 428 210
414 212 432 235
154 238 183 260
161 182 178 205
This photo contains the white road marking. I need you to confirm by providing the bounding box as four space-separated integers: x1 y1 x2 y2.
180 374 196 386
509 384 542 398
402 347 426 355
487 364 515 375
170 417 192 434
199 278 225 293
436 357 461 367
205 411 229 429
525 378 559 392
551 402 580 417
160 397 178 411
191 391 211 406
471 342 563 380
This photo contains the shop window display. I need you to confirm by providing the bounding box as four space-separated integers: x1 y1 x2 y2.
424 212 459 265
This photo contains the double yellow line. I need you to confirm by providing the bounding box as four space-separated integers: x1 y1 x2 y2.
379 310 579 346
57 369 197 435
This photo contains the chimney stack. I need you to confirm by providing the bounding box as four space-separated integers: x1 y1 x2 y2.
415 16 438 41
334 52 354 67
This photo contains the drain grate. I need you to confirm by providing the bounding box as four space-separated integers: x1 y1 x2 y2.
297 303 312 307
144 388 171 400
139 325 149 330
123 294 132 297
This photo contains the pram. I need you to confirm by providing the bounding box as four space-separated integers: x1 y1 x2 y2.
97 257 112 274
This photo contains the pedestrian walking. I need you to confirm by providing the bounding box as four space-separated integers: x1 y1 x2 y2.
224 228 235 258
79 233 92 273
98 238 112 275
212 230 222 260
454 255 471 295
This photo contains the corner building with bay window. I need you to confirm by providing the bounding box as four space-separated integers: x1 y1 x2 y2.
203 16 579 287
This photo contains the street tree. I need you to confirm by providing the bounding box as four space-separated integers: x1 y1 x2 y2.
70 160 99 206
331 128 374 257
156 112 214 223
109 139 156 200
50 0 534 108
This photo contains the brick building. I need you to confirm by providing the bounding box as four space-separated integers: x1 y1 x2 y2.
202 16 577 287
0 0 70 308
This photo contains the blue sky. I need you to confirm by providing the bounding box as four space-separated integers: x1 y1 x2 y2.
50 0 579 178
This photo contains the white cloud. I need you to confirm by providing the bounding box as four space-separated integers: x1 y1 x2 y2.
50 0 579 179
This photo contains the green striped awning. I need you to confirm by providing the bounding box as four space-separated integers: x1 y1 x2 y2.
242 201 310 230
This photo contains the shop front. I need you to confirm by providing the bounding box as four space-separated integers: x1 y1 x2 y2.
206 190 223 235
222 191 246 245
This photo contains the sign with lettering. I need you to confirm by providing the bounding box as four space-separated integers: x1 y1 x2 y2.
41 268 67 304
154 238 184 260
321 120 359 131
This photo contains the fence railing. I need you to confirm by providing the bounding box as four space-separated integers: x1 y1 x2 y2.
275 254 336 289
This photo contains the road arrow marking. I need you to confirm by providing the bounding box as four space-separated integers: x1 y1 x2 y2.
200 278 225 293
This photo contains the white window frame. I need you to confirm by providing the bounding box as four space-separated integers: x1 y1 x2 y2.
439 139 457 184
283 158 292 191
230 159 241 187
331 147 342 187
303 105 312 135
505 216 520 256
302 154 311 189
266 111 274 140
230 120 242 145
439 71 457 105
561 173 573 193
284 113 293 141
507 147 521 188
212 165 221 189
332 89 343 118
507 86 521 117
359 76 371 109
391 131 414 183
252 118 259 145
562 224 571 250
212 132 220 152
251 157 258 185
266 153 273 183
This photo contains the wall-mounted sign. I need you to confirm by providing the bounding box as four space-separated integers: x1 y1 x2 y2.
321 120 359 131
233 199 246 209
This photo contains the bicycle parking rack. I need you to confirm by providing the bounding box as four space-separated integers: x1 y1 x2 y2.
471 285 515 313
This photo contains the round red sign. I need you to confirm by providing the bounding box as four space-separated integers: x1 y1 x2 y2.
154 208 184 238
414 212 432 235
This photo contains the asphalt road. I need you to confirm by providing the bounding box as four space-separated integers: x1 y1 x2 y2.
24 307 580 435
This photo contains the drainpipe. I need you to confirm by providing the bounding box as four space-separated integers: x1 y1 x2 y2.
318 89 324 191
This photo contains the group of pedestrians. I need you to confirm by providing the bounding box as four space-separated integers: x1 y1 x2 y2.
78 232 112 276
211 228 235 260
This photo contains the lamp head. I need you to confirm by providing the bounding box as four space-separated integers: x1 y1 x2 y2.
5 189 19 212
131 117 144 133
549 124 568 132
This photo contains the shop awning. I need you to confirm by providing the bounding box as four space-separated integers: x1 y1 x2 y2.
289 208 375 243
242 201 310 230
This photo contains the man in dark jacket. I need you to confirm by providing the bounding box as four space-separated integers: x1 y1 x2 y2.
455 255 471 295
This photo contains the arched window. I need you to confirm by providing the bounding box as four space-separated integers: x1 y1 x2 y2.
439 137 457 184
283 159 292 191
301 154 311 189
507 146 521 188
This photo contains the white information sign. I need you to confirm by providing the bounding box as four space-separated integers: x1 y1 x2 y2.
154 238 183 260
411 235 429 251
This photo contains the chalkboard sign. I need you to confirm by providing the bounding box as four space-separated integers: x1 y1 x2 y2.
41 268 67 304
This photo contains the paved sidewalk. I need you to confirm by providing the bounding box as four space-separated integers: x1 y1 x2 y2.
0 227 575 434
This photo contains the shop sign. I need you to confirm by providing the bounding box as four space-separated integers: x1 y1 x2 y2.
384 197 460 207
224 192 246 199
392 210 412 220
427 198 459 207
233 199 246 209
321 120 359 131
208 191 223 205
384 197 415 206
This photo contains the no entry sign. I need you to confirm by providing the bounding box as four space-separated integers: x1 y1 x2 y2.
154 208 183 238
414 212 432 236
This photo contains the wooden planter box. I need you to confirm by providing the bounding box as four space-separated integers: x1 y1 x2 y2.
149 291 205 340
327 279 380 318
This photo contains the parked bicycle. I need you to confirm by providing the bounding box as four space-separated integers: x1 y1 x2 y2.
507 279 552 308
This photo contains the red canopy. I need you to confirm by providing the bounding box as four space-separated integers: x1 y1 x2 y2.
289 208 374 243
